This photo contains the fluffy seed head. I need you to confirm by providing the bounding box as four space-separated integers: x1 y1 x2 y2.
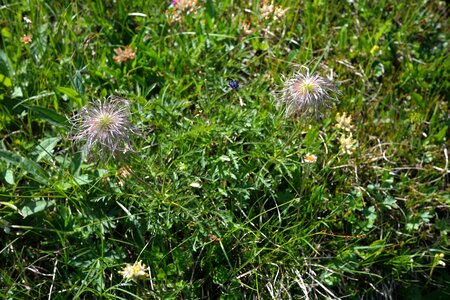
280 70 339 119
70 96 137 163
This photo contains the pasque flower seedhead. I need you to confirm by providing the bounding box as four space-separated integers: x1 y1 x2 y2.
70 96 137 163
280 69 339 119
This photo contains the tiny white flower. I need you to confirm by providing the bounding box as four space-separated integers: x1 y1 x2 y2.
304 153 317 163
23 17 32 24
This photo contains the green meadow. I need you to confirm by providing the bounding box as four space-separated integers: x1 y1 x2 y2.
0 0 449 299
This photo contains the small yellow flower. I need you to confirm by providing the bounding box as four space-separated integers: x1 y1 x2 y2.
118 260 149 281
113 46 136 63
335 112 354 132
370 45 380 56
435 253 446 267
304 153 317 163
339 134 357 155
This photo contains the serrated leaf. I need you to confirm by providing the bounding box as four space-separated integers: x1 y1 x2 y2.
382 196 398 210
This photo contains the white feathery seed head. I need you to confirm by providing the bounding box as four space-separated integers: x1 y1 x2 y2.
69 96 137 163
280 68 339 119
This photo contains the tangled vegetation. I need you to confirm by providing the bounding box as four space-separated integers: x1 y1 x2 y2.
0 1 448 299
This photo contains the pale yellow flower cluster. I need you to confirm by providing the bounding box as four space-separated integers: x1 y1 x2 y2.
335 112 357 155
335 112 354 132
339 134 357 155
239 1 288 36
259 0 288 20
168 0 199 23
118 260 149 281
240 22 254 35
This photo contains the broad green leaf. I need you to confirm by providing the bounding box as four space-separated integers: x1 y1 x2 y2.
59 174 91 190
0 49 14 78
20 199 55 218
11 86 23 98
4 168 14 184
0 149 49 184
411 92 425 109
434 126 447 142
0 149 22 165
20 157 50 184
25 105 69 127
71 70 85 97
31 24 48 63
0 73 12 87
57 86 81 100
33 137 60 162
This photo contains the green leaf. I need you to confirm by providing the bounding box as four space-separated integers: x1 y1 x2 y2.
382 196 398 210
0 149 49 184
205 0 216 19
0 49 14 78
434 126 447 142
57 86 81 100
4 169 14 184
20 199 56 218
71 69 86 97
20 157 50 184
33 137 60 162
11 86 23 98
0 149 22 165
31 24 48 63
25 105 69 127
411 92 425 109
338 26 348 50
